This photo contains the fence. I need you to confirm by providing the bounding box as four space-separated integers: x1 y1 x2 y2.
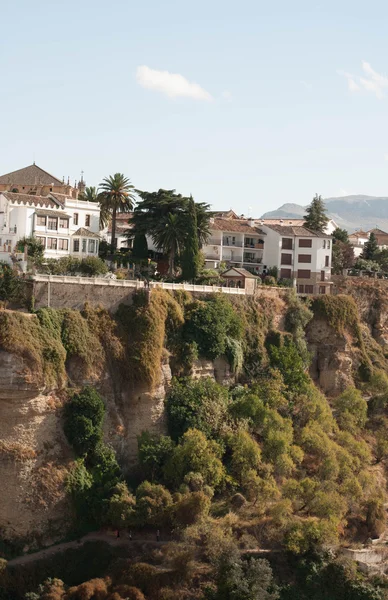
30 274 247 295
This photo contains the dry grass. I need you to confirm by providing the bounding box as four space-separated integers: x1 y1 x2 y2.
0 440 36 461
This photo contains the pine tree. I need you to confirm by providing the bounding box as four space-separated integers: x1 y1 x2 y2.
304 194 329 233
181 196 200 282
361 232 379 261
132 234 148 260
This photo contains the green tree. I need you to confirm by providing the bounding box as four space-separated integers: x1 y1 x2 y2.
332 241 355 274
164 429 225 489
361 232 379 261
106 482 136 529
195 201 211 248
135 481 173 526
63 387 105 456
304 194 329 233
174 491 211 526
153 212 185 277
334 387 367 432
215 554 279 600
181 196 200 282
137 432 176 481
333 228 350 243
98 173 136 253
0 262 21 302
132 234 149 261
17 235 44 264
226 430 262 484
79 186 98 202
166 377 229 441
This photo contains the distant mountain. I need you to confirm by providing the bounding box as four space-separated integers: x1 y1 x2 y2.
261 195 388 232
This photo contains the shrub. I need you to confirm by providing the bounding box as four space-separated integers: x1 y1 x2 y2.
226 430 262 484
174 491 211 526
106 482 136 529
267 335 309 391
137 432 175 481
263 275 277 286
166 377 229 441
164 429 225 490
64 388 105 456
135 481 173 527
334 387 367 432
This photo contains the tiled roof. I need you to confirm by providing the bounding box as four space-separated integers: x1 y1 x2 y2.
222 267 258 279
259 218 305 226
211 218 265 234
0 164 63 186
263 224 331 238
349 230 369 237
368 228 388 235
35 209 70 218
1 191 61 208
72 227 100 239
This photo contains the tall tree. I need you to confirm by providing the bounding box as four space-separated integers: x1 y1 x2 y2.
332 228 349 244
153 212 185 276
79 186 98 202
304 194 329 233
181 196 200 281
361 232 379 261
132 234 149 260
98 174 136 253
195 201 211 248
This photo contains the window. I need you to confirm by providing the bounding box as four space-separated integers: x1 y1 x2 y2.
299 239 312 248
88 239 95 253
47 238 57 250
36 236 46 248
298 254 312 263
281 253 292 265
323 240 326 249
59 217 69 228
298 284 304 293
281 268 292 279
321 271 325 281
48 217 57 230
297 269 311 279
319 286 326 294
325 255 330 267
58 239 69 250
282 238 293 250
327 240 331 249
82 239 87 252
85 214 91 227
73 239 80 252
37 215 46 226
305 285 314 294
73 213 79 225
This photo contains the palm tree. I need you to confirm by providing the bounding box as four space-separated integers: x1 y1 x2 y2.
79 186 98 202
98 174 136 253
195 202 211 248
153 212 185 276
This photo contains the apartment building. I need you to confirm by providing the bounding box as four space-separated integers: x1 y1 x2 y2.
203 217 266 273
260 224 332 294
0 191 100 260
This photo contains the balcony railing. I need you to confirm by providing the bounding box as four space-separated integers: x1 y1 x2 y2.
244 242 264 249
223 238 243 247
244 257 263 264
206 238 222 246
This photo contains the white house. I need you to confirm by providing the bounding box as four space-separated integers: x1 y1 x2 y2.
260 224 333 294
0 191 100 260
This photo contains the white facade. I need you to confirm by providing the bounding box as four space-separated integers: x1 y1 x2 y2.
0 192 100 259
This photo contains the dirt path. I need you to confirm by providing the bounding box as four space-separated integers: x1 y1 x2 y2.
7 531 169 567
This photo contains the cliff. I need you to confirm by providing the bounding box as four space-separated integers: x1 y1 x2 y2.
1 284 388 548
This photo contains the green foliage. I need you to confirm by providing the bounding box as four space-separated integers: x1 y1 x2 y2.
334 387 368 432
16 235 44 263
284 518 339 555
0 262 22 302
355 258 380 272
164 429 226 489
264 275 277 286
166 377 229 441
137 432 176 481
333 228 350 243
183 294 243 359
304 193 329 233
226 430 262 484
214 553 279 600
135 481 173 526
64 387 105 456
38 256 108 276
132 233 149 260
174 491 211 526
312 295 363 343
361 232 379 261
267 335 309 391
181 196 200 282
98 172 136 250
106 482 136 529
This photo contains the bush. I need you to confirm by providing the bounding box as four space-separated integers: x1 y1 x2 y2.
135 481 173 527
174 491 211 526
166 377 230 441
106 482 136 529
0 262 22 302
226 430 262 484
334 387 367 432
164 429 225 490
137 432 176 481
264 275 277 286
64 387 105 457
183 295 243 359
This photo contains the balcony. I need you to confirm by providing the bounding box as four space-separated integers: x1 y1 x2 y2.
243 257 263 264
244 242 264 249
206 238 222 246
223 238 243 247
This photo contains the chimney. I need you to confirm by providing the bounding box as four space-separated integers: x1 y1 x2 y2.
248 217 255 228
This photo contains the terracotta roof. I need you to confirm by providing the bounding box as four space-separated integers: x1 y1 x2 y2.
259 218 305 226
368 228 388 236
49 193 68 205
35 209 70 218
72 227 100 239
222 267 258 279
0 164 63 186
349 230 369 237
263 224 331 238
210 210 240 220
211 218 265 234
1 191 61 208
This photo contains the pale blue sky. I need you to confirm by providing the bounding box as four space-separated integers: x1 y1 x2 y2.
2 0 388 214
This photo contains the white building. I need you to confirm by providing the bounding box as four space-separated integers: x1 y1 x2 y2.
0 191 100 260
203 214 333 294
260 224 332 294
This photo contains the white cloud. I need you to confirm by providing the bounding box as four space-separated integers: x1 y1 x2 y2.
337 70 360 92
338 61 388 99
384 154 388 161
136 65 212 100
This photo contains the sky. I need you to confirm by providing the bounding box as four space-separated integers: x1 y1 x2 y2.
2 0 388 215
